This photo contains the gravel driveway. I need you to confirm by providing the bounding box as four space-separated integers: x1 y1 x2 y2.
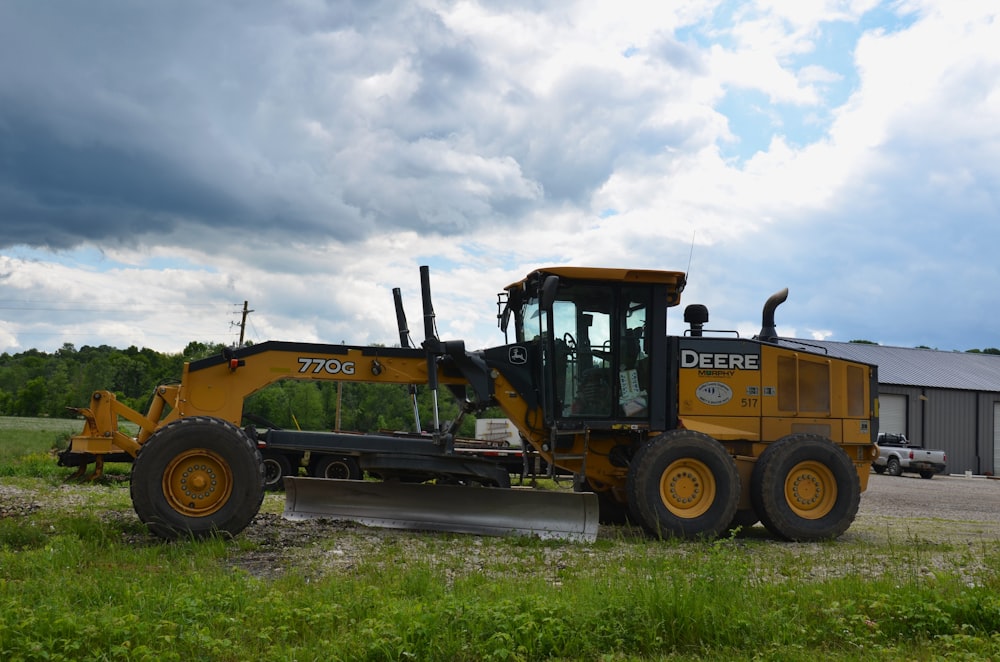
852 471 1000 544
860 471 1000 523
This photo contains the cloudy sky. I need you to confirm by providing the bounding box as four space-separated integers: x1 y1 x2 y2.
1 0 998 357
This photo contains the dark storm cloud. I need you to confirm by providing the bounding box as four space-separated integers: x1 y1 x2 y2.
0 111 247 248
0 1 539 251
2 1 717 252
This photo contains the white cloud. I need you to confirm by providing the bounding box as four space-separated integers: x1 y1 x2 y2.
1 1 999 358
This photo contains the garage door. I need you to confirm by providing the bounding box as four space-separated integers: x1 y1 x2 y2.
879 394 907 436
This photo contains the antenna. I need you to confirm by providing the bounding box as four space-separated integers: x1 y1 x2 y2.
686 231 696 278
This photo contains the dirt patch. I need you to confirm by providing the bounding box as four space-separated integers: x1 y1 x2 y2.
0 484 42 518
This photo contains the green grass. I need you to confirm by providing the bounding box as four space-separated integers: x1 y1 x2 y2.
2 515 998 661
0 415 79 462
2 416 1000 661
0 415 132 479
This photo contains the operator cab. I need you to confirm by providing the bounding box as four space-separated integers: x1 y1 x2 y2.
500 267 685 430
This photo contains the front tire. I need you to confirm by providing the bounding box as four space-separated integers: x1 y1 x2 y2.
886 457 902 476
751 434 860 541
130 416 265 541
627 430 740 539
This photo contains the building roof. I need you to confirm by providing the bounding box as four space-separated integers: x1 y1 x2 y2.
784 339 1000 392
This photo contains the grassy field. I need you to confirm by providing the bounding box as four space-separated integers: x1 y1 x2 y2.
0 415 79 464
2 416 999 661
0 415 132 480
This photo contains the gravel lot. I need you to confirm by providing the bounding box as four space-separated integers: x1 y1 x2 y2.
849 470 1000 546
860 471 1000 524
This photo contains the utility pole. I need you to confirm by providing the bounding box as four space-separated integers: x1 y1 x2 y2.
237 301 254 346
335 382 342 431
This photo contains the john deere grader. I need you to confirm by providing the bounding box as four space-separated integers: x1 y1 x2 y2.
61 266 878 543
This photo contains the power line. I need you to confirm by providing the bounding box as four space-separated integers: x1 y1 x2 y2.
230 301 255 346
0 301 222 312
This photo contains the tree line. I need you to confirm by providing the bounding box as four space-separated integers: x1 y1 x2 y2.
6 340 998 435
0 342 493 436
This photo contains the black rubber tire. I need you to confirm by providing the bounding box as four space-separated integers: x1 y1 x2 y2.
886 456 902 476
261 450 293 491
751 434 860 541
309 454 362 480
872 464 886 475
574 474 631 524
919 471 935 479
626 430 740 539
130 416 265 541
727 508 759 533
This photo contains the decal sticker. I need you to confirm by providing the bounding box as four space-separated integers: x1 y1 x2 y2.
680 349 760 370
696 381 733 406
298 357 356 375
509 346 527 364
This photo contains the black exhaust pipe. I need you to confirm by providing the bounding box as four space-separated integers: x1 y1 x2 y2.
757 288 789 343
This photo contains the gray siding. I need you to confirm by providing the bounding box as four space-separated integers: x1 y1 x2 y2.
975 393 1000 476
923 389 977 474
878 384 996 475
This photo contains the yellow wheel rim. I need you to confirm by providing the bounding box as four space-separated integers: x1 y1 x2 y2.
659 458 716 518
783 460 837 520
162 448 234 518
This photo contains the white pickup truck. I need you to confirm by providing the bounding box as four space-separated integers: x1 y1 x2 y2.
872 433 947 479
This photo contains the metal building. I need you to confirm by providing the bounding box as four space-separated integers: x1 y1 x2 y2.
796 340 1000 476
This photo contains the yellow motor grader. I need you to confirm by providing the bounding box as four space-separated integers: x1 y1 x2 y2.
62 265 878 542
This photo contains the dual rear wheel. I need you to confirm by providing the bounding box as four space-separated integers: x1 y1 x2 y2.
750 434 861 541
627 431 860 541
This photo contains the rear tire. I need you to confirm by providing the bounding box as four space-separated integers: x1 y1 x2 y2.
627 430 740 539
919 470 935 479
130 416 264 540
751 434 860 541
872 464 886 475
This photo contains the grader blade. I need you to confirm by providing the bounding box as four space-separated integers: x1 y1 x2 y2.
283 477 600 543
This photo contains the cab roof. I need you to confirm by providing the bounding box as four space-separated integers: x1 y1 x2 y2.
508 266 687 305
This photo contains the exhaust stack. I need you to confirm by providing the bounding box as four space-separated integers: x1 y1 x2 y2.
757 288 789 343
684 304 709 337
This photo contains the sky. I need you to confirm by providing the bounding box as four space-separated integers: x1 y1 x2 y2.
1 0 999 357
